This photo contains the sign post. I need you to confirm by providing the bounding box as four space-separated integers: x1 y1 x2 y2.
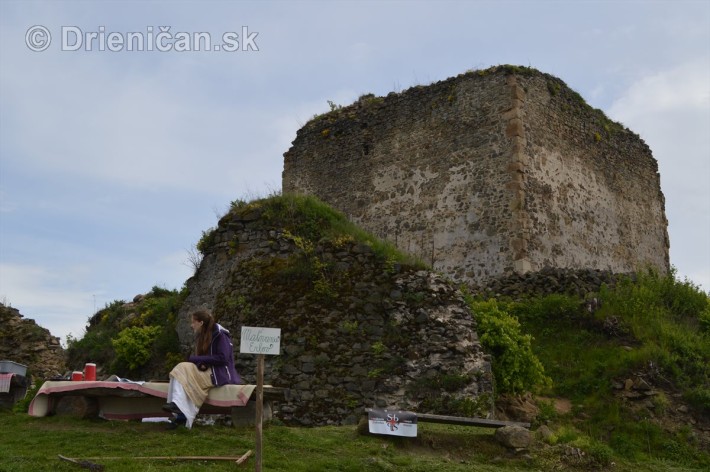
255 354 264 470
240 327 281 472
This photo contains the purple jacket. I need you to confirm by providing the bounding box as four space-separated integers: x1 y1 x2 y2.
188 324 241 386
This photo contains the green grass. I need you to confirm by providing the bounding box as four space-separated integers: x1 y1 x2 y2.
228 193 426 268
2 410 706 471
0 411 520 472
495 271 710 469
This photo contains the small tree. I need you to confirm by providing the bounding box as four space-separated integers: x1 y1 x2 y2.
469 298 551 394
111 325 162 371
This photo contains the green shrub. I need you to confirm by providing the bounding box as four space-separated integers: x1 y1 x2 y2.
12 382 42 414
419 394 491 418
67 287 184 379
231 194 424 267
585 441 614 467
111 325 162 371
439 373 471 392
699 304 710 333
371 341 386 356
66 328 115 368
684 386 710 413
554 425 580 444
196 227 216 254
467 298 551 394
511 293 582 321
535 398 558 424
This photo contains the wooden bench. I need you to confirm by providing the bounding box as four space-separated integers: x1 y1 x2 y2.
361 408 530 432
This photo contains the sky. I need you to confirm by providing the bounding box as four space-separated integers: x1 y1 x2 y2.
1 0 709 345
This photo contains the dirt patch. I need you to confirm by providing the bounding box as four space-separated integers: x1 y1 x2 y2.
495 393 539 422
536 396 572 415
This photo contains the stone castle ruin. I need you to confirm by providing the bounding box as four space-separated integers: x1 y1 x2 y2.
175 66 670 425
283 66 670 286
177 202 494 425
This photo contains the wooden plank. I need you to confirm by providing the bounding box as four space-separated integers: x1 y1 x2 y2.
415 413 530 428
61 452 252 462
58 454 104 471
364 409 530 429
48 385 283 399
262 386 287 400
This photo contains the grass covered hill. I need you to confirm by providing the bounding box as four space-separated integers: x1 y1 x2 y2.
468 270 709 468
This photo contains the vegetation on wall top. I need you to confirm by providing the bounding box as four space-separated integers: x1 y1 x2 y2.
223 193 425 268
302 64 633 147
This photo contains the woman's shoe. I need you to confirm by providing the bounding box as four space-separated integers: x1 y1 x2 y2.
165 420 179 430
162 402 181 414
165 417 187 430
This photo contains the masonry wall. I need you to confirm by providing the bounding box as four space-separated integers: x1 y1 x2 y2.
514 73 669 273
0 304 66 382
284 72 520 282
283 67 669 285
176 205 494 426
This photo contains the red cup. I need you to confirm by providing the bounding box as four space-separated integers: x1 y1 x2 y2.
71 371 83 381
84 363 96 381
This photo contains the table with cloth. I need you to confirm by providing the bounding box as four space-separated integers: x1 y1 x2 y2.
28 380 257 420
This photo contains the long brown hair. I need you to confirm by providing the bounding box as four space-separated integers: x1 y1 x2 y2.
192 309 215 355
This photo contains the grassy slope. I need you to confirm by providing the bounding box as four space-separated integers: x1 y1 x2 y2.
1 411 702 472
0 412 516 472
503 271 710 469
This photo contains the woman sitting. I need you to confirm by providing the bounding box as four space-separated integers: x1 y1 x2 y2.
163 309 240 429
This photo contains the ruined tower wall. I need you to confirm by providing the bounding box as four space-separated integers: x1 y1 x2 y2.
284 72 520 282
513 73 669 274
283 67 670 286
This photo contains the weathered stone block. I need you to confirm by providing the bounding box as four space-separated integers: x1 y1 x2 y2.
495 425 532 449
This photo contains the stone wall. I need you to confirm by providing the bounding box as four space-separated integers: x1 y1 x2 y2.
283 73 516 283
470 266 628 300
177 204 494 426
515 73 669 273
282 66 669 286
0 303 66 381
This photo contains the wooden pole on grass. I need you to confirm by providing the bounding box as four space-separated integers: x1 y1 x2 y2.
255 353 264 472
241 327 279 472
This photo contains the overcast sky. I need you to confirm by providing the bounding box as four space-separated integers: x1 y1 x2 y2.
1 0 708 345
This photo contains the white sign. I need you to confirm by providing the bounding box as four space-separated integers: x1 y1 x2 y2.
368 409 417 437
240 327 281 355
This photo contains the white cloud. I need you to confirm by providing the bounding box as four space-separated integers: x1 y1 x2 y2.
609 60 710 115
0 35 286 198
0 263 99 343
0 251 194 344
607 59 710 291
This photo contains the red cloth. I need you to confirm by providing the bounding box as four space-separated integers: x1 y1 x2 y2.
0 373 14 393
